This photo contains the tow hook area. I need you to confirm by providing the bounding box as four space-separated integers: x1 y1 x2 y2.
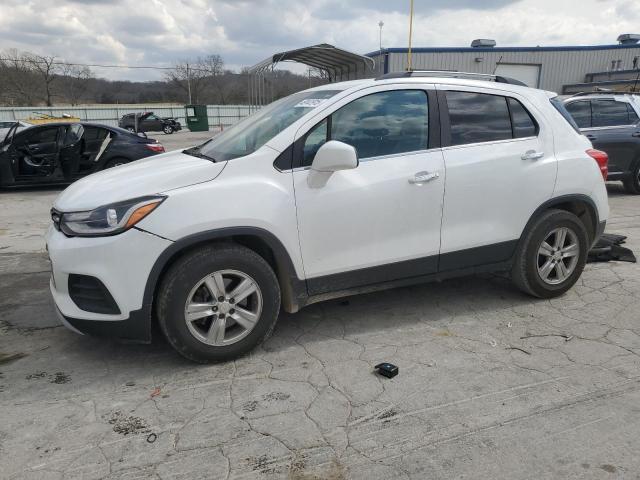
588 233 637 263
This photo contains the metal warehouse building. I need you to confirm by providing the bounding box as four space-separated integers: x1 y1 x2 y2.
367 35 640 94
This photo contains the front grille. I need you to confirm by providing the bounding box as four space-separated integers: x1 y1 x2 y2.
68 274 121 315
51 208 62 231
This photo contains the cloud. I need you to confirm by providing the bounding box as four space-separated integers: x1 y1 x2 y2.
0 0 637 81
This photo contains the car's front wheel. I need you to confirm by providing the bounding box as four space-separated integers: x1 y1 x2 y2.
157 244 281 362
163 125 174 134
512 209 589 298
126 127 136 133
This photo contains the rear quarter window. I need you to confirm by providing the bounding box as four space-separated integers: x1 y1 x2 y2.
508 98 538 138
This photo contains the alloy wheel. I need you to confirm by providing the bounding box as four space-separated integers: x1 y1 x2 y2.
536 227 580 285
183 269 263 346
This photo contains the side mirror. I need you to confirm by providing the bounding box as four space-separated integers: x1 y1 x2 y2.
137 132 148 138
310 140 358 173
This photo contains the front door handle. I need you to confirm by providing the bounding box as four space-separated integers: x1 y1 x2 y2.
521 150 544 161
408 171 439 184
632 131 640 138
586 134 597 141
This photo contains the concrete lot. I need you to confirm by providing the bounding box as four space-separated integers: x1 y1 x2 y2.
1 133 639 479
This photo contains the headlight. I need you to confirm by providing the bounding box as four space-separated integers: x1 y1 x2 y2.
58 196 165 237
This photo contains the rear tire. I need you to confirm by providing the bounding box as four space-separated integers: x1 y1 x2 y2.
512 209 589 298
126 127 136 133
157 244 281 363
622 161 640 194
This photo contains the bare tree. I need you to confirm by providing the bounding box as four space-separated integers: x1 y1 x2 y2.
24 53 60 106
201 54 227 102
0 49 41 105
60 64 93 105
165 54 225 103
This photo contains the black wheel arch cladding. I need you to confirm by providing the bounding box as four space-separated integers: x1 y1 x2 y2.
143 227 306 317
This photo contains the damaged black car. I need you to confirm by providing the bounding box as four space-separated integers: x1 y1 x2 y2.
0 122 165 187
118 112 182 134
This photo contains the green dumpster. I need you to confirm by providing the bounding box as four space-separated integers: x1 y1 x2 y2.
185 104 209 132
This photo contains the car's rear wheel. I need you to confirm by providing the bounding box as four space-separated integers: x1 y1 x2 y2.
163 125 174 134
157 244 281 362
622 161 640 194
126 127 136 133
512 209 589 298
103 157 130 169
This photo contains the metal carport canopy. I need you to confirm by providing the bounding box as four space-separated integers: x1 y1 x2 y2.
248 43 376 108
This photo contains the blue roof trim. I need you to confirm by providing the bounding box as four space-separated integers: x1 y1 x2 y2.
365 44 640 57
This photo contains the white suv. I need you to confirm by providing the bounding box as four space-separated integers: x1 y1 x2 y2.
46 73 610 362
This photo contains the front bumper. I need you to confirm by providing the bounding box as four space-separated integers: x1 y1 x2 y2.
47 225 172 341
54 302 151 342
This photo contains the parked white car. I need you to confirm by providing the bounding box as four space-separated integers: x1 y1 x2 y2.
46 73 610 362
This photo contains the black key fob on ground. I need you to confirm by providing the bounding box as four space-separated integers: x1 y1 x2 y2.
374 362 398 378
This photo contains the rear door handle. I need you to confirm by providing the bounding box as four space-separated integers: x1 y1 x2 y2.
586 134 597 141
521 150 544 161
632 131 640 138
408 171 439 184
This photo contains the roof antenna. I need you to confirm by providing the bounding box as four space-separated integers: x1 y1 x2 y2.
492 55 503 75
406 0 414 71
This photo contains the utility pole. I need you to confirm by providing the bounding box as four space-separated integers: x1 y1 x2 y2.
186 62 192 104
407 0 414 71
378 21 384 74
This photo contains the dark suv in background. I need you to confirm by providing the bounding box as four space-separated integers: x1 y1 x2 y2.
118 112 182 135
563 93 640 193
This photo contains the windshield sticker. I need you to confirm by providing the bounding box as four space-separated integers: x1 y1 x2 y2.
294 98 328 108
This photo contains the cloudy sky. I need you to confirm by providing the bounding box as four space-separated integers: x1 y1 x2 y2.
1 0 638 81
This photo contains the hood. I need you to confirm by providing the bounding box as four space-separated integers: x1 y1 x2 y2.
54 150 226 211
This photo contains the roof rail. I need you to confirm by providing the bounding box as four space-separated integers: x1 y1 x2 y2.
375 70 528 86
569 90 640 97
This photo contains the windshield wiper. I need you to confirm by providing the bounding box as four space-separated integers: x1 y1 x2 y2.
183 146 216 162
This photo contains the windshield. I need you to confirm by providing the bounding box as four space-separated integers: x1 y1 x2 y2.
197 89 340 161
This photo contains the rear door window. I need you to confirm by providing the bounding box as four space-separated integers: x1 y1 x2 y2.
592 100 632 127
446 91 512 146
564 101 591 128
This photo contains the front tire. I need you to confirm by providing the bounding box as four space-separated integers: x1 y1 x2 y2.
163 125 174 134
157 244 281 362
512 209 589 298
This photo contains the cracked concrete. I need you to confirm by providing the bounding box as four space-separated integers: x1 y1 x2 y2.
1 181 639 479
